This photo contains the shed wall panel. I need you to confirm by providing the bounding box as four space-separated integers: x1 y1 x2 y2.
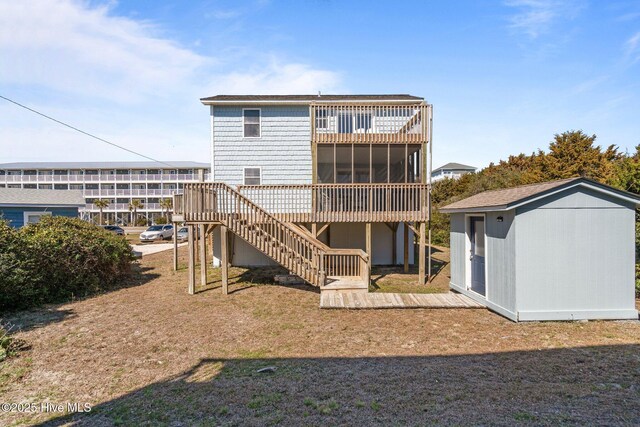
449 213 466 288
515 199 635 316
485 210 516 312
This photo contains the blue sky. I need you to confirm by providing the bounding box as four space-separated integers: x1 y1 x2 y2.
1 0 639 169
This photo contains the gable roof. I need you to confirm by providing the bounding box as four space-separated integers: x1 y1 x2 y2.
439 178 640 213
0 188 85 207
433 162 477 173
200 94 424 105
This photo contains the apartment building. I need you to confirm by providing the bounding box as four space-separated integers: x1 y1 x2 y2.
0 162 210 225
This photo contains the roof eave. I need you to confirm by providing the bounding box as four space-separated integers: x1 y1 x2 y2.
439 205 510 214
200 98 426 106
439 180 640 213
0 203 85 208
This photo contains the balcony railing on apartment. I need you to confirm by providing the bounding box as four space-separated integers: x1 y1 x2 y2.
311 103 430 144
0 174 203 183
174 183 429 223
84 189 177 197
85 202 165 211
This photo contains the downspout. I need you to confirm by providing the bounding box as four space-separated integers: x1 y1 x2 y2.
428 104 433 283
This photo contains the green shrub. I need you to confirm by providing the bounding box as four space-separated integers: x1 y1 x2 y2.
155 216 168 225
0 217 135 311
135 217 148 227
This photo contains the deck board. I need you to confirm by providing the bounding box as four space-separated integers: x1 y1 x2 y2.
320 291 484 310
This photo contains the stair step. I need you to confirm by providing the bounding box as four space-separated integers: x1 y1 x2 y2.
321 276 368 293
274 274 306 285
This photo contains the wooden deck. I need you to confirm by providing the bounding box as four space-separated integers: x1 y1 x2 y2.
320 291 484 309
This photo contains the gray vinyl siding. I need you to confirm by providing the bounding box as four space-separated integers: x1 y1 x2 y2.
515 190 636 318
449 213 466 288
211 106 312 185
485 210 516 313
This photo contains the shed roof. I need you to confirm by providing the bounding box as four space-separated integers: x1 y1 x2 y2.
0 188 85 207
200 94 424 105
433 162 477 173
439 178 640 213
0 161 209 170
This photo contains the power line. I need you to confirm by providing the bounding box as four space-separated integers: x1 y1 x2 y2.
0 95 176 168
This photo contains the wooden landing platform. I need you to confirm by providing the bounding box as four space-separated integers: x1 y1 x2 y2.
320 291 484 310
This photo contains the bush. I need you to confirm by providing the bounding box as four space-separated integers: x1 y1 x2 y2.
0 217 134 311
155 216 168 225
135 217 148 227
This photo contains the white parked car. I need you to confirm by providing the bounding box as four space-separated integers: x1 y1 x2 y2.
139 225 173 242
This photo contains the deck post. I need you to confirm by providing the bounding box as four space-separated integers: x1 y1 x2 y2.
220 224 229 295
419 221 426 285
187 224 196 294
403 222 409 273
199 224 207 288
172 220 178 271
391 225 397 266
311 222 317 238
366 222 372 278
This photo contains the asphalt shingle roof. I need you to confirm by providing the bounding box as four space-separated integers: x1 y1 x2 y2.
0 188 85 206
433 162 477 173
439 178 580 212
200 94 424 103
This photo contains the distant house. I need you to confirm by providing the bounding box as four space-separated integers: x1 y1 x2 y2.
431 162 476 181
440 178 639 322
0 188 85 227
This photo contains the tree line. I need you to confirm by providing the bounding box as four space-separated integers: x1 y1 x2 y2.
430 130 640 246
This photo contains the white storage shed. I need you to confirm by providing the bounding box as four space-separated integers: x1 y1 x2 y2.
440 178 639 321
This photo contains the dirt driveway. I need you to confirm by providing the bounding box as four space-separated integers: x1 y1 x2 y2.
1 246 639 426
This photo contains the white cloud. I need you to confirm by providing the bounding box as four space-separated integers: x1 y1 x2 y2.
0 0 344 163
0 0 209 104
205 59 343 95
504 0 584 39
625 32 640 62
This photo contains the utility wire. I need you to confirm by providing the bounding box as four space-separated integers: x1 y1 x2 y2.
0 95 176 168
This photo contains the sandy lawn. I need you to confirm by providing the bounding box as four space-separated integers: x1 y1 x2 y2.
1 246 639 426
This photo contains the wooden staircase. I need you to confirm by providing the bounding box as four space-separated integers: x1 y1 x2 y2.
180 183 369 292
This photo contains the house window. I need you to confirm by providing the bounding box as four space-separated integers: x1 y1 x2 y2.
315 109 328 130
243 167 261 185
243 109 261 138
23 211 52 225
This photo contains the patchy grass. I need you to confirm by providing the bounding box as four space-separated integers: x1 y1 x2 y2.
1 245 639 426
370 245 451 293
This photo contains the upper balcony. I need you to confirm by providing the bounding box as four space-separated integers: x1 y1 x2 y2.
311 102 430 145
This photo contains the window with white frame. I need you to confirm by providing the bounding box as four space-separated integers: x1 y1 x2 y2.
23 211 52 225
315 109 328 130
243 167 261 185
243 109 261 137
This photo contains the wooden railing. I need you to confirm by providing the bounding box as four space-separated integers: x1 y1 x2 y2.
238 183 428 223
175 183 368 287
311 103 429 144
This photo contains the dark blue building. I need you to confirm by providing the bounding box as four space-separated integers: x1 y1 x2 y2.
0 188 84 227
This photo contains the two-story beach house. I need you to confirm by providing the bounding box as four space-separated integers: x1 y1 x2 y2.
173 94 433 295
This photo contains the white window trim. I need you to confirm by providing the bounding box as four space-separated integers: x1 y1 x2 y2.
23 211 52 225
243 167 262 185
242 108 261 138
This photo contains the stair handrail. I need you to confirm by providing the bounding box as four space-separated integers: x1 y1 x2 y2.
182 182 369 286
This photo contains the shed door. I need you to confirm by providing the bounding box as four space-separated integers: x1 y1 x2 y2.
470 217 486 296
